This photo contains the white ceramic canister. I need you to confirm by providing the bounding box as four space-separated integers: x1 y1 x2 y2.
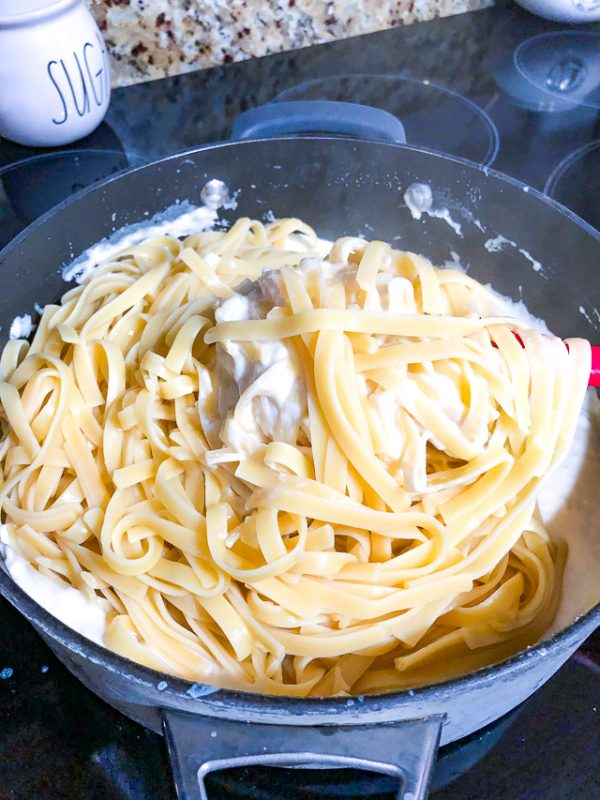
515 0 600 22
0 0 110 147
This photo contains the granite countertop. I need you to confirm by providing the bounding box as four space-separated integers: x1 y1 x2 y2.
85 0 493 87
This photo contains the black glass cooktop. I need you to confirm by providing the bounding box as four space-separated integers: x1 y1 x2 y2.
1 3 600 799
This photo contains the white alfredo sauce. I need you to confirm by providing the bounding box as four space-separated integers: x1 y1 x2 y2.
1 527 106 646
213 292 307 458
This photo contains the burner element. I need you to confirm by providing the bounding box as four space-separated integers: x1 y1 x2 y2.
275 75 499 166
545 139 600 232
546 58 587 94
515 32 600 110
0 149 146 248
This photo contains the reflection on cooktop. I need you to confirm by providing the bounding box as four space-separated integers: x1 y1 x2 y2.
494 31 600 114
0 149 146 249
514 32 600 112
276 75 499 166
545 140 600 231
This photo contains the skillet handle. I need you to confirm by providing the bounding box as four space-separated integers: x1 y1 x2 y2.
162 709 443 800
231 100 406 143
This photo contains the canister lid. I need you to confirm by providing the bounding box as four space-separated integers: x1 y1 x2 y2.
0 0 76 22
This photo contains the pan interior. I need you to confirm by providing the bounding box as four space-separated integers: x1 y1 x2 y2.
0 139 599 694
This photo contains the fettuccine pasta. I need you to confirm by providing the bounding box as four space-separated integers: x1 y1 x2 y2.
0 217 591 695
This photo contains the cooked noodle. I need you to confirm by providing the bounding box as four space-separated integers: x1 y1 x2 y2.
0 217 591 695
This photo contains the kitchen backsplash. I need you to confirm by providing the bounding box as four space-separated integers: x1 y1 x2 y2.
85 0 493 87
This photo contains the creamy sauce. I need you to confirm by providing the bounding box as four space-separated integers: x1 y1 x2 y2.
9 314 32 340
209 253 584 500
403 182 463 237
485 235 514 253
208 254 564 498
214 291 307 457
488 293 550 332
62 203 219 284
443 251 550 332
484 235 544 276
1 529 106 645
542 392 600 632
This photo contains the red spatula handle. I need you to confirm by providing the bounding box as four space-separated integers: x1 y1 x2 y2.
591 346 600 388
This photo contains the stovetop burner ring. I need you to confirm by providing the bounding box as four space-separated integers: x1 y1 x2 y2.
0 148 144 177
514 31 600 111
544 139 600 233
0 148 147 229
544 138 600 197
275 74 500 167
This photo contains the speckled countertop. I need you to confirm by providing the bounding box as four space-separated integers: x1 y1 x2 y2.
85 0 493 87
